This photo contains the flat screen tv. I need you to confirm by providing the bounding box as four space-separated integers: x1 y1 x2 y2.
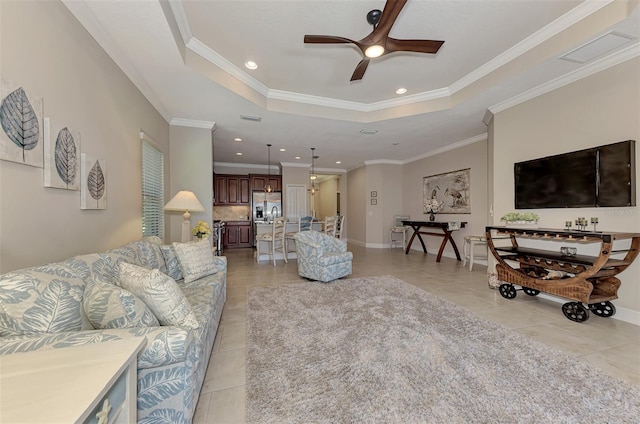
514 140 636 209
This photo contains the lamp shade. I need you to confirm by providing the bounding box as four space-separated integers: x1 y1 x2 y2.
164 190 205 212
164 190 205 242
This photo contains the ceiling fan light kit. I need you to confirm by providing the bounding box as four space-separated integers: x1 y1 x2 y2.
304 0 444 81
365 45 385 58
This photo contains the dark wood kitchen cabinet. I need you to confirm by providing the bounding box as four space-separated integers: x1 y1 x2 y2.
250 174 282 192
223 221 252 248
214 175 250 205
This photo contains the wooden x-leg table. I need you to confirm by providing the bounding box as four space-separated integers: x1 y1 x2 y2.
402 220 467 262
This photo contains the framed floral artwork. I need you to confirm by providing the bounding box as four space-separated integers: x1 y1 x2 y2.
81 153 107 210
44 118 81 190
423 168 471 214
0 78 44 168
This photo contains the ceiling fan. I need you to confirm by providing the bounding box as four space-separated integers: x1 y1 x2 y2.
304 0 444 81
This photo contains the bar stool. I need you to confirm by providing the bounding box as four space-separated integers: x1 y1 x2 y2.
463 235 488 271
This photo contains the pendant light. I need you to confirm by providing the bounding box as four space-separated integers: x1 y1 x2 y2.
265 144 273 193
309 147 319 196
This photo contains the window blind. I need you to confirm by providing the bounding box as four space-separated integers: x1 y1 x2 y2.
141 140 164 238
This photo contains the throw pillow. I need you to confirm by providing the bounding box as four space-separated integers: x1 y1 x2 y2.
83 280 159 329
172 239 217 284
160 245 183 281
119 263 199 329
0 264 87 336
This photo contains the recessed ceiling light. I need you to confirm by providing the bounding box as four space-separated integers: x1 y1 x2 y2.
295 156 301 160
395 88 407 95
336 161 341 164
279 148 286 152
245 61 258 70
236 152 243 156
234 138 242 142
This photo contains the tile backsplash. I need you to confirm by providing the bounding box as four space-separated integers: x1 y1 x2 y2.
214 205 251 221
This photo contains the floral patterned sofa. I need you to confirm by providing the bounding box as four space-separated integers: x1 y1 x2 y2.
295 230 353 282
0 236 226 424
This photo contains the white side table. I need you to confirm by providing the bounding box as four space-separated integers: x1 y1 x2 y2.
0 338 144 424
389 226 408 249
463 235 488 271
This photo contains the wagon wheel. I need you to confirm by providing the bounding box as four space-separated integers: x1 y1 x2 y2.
562 302 590 322
588 301 616 318
522 287 540 296
498 283 517 299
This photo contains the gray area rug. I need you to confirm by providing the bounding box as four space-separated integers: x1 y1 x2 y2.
246 276 640 423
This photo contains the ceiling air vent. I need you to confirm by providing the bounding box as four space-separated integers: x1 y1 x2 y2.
359 129 378 135
240 115 262 122
559 31 636 64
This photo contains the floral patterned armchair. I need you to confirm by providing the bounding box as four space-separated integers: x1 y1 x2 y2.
295 231 353 282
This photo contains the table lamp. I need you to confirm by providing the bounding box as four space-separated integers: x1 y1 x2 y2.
164 190 205 242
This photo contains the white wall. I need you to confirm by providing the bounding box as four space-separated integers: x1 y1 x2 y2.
0 1 169 272
492 57 640 316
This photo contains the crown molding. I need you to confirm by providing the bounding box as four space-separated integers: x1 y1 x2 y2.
186 37 270 97
404 133 487 164
364 160 404 165
489 41 640 114
482 109 494 126
281 162 311 168
61 0 172 122
166 0 192 44
449 0 613 94
170 118 216 129
268 87 451 112
171 0 616 116
268 90 371 112
213 162 280 172
315 167 347 174
214 162 274 170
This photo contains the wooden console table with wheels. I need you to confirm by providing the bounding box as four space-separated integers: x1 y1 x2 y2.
486 226 640 322
402 220 467 262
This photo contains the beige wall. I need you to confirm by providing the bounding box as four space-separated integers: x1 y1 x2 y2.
402 141 489 257
492 57 640 315
364 164 403 246
347 166 367 244
0 1 169 272
168 126 213 243
317 177 339 220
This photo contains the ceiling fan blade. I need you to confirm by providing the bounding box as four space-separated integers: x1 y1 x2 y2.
385 38 444 54
304 35 356 44
350 59 370 81
367 0 408 42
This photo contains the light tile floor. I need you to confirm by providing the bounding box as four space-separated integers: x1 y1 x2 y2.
194 244 640 423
